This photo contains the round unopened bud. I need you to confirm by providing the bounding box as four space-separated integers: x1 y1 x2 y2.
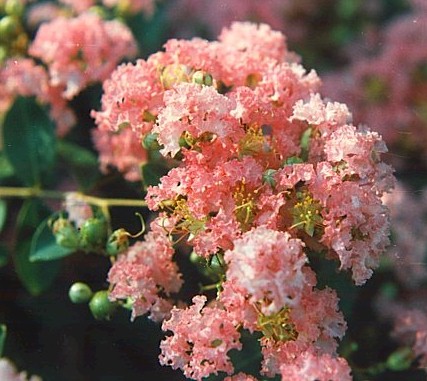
51 218 80 249
79 217 108 250
68 282 93 304
5 0 24 16
386 347 413 371
0 16 19 41
106 228 129 256
89 290 118 320
142 132 161 150
192 70 213 86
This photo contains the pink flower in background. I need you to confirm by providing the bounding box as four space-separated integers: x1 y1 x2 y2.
376 291 427 370
29 12 137 99
92 125 148 181
0 58 76 136
0 358 42 381
64 192 93 228
382 183 427 288
322 3 427 166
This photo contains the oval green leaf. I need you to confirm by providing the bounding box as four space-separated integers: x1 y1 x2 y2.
14 200 61 295
3 96 56 186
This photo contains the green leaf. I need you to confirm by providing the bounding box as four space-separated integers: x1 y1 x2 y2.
0 153 14 180
57 140 100 191
0 243 9 267
30 216 75 262
0 324 6 357
141 161 169 189
0 199 6 232
2 97 56 186
14 200 61 295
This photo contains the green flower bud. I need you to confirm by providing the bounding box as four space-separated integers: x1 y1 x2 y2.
386 347 413 371
5 0 24 16
0 16 19 41
89 291 117 320
142 132 161 151
79 217 108 251
68 282 93 304
106 228 129 256
192 70 213 86
0 45 8 63
51 217 80 249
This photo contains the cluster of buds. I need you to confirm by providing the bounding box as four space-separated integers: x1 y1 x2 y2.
68 282 119 320
49 211 145 257
0 0 28 61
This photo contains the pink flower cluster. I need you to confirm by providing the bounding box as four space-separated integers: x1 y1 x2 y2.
108 220 183 322
376 291 427 369
0 58 76 136
0 10 136 136
382 183 427 288
96 22 394 380
29 12 137 100
323 1 427 166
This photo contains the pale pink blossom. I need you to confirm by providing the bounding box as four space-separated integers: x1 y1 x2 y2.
108 223 183 321
29 13 137 99
322 4 427 166
0 58 76 136
224 226 307 315
159 295 242 381
92 125 147 181
382 183 427 288
280 349 352 381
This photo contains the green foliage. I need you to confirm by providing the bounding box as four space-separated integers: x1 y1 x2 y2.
142 161 169 189
0 243 9 267
14 199 61 295
0 324 6 357
56 140 100 192
0 153 14 181
2 97 56 186
0 199 7 232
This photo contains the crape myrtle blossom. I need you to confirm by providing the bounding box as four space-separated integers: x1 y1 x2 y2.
322 1 427 166
29 12 137 99
95 22 394 379
382 183 427 288
376 291 427 370
108 219 183 321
